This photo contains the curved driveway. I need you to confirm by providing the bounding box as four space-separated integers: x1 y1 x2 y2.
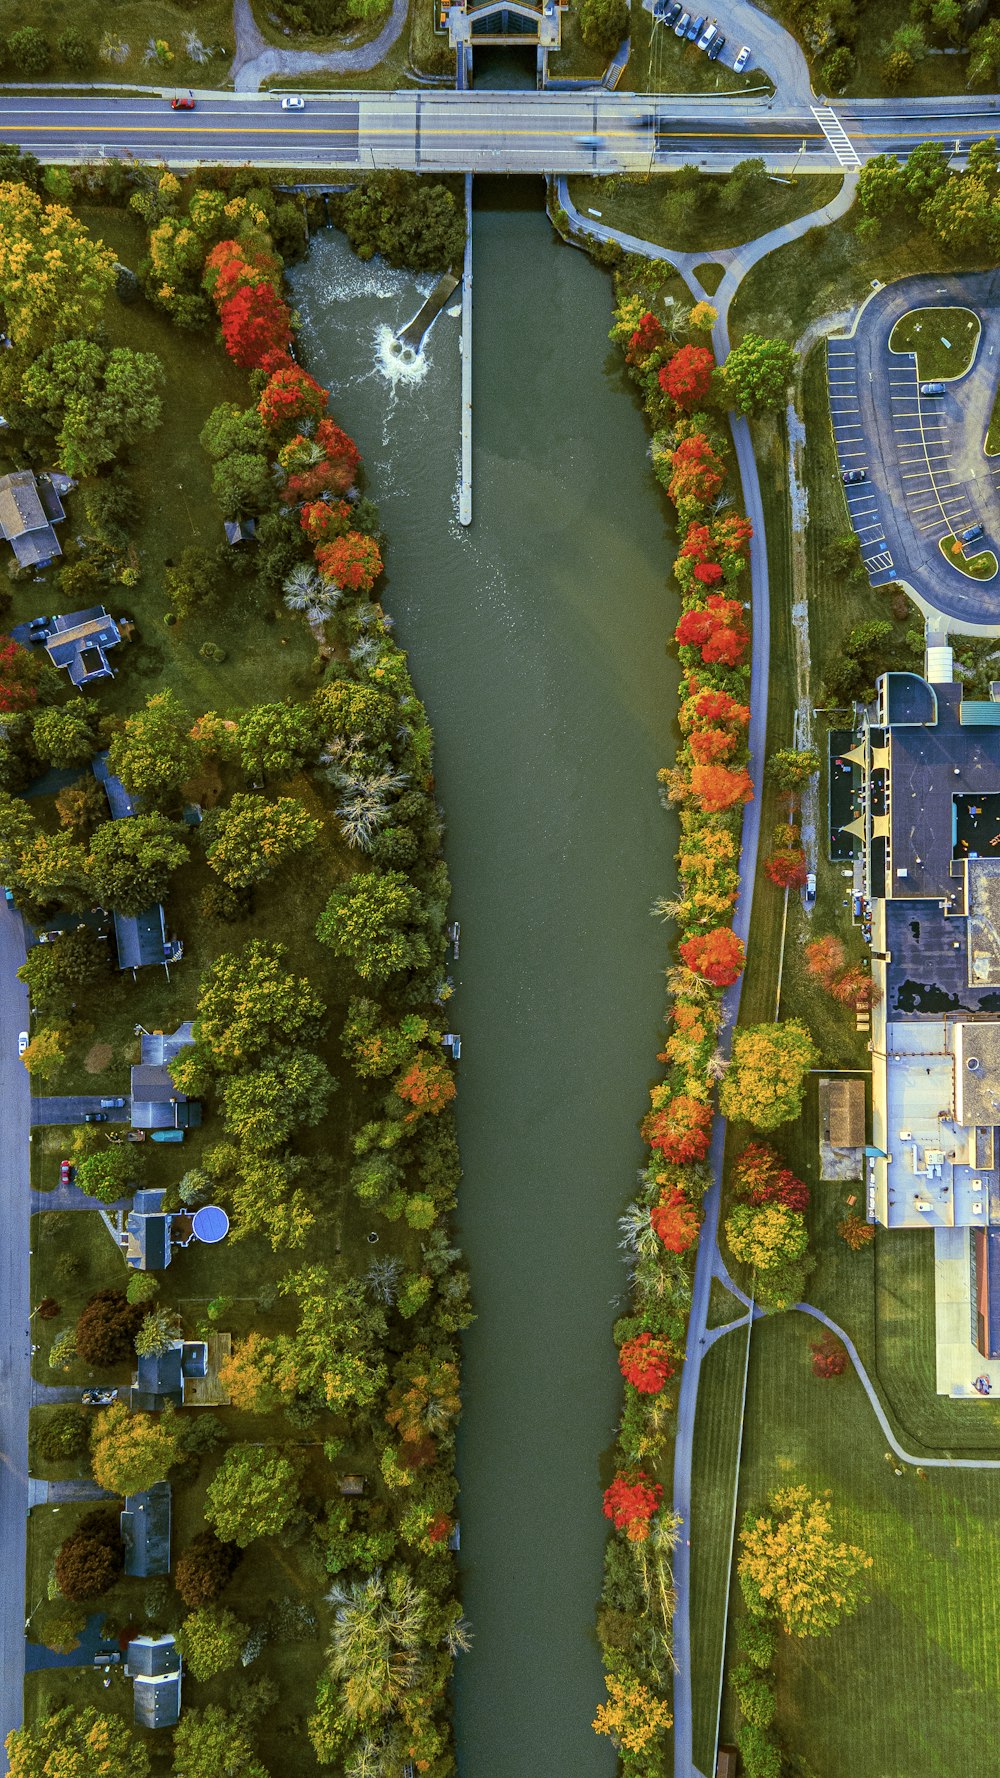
833 270 1000 624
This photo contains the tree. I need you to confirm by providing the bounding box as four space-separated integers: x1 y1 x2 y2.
675 594 749 666
838 1211 875 1251
316 869 430 984
667 433 727 507
90 1401 182 1494
8 26 51 74
219 283 293 368
725 1202 808 1272
969 18 1000 85
811 1329 849 1376
650 1185 701 1252
192 941 325 1070
237 701 317 779
174 1531 241 1610
593 1673 672 1752
210 449 275 519
6 1708 149 1778
0 186 116 366
393 1050 456 1122
209 1147 315 1251
804 934 845 985
324 1569 428 1724
689 762 754 813
21 1027 68 1081
219 1050 335 1150
164 546 219 622
107 690 198 806
659 343 715 410
56 776 108 842
217 1331 284 1413
765 846 807 889
204 794 321 890
578 0 628 55
738 1484 872 1636
8 831 92 917
679 926 745 986
204 1444 300 1547
314 680 399 747
280 1268 388 1415
642 1094 713 1164
57 28 92 66
0 640 52 713
331 172 466 272
618 1332 676 1393
602 1471 662 1540
135 1306 182 1358
88 813 188 915
732 1141 808 1211
75 1144 140 1206
767 746 820 789
75 1289 143 1365
315 532 384 595
177 1605 249 1681
720 1021 818 1129
31 703 98 768
33 1405 87 1462
258 365 328 436
20 341 164 477
722 335 796 414
172 1707 269 1778
55 1508 123 1601
721 157 769 214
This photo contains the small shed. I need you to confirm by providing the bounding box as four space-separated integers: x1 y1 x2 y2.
224 518 256 546
716 1749 739 1778
828 1077 866 1149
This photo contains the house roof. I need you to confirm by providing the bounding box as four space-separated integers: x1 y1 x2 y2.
115 905 168 972
121 1481 171 1578
141 1023 195 1066
131 1341 207 1411
93 752 139 819
224 518 256 544
0 470 63 566
126 1634 181 1729
125 1190 171 1272
131 1027 200 1124
46 607 120 685
828 1078 866 1149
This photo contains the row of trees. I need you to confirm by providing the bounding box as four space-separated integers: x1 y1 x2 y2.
857 137 1000 257
775 0 1000 94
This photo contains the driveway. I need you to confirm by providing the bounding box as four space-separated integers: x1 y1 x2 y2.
828 270 1000 625
30 1098 129 1126
0 902 31 1766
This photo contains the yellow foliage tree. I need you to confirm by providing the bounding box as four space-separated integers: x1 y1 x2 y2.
592 1673 672 1752
91 1400 181 1494
218 1331 284 1413
0 184 116 369
719 1019 818 1130
738 1484 872 1637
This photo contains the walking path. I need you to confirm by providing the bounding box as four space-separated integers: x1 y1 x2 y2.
232 0 411 92
0 902 31 1771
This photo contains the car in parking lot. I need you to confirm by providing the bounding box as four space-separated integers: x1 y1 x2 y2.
698 20 717 49
84 1111 107 1124
733 44 751 71
686 12 706 39
920 381 946 396
842 469 867 484
60 1159 74 1186
280 95 306 109
708 31 725 56
17 1030 28 1057
960 524 985 543
661 0 683 20
674 10 691 35
170 95 196 109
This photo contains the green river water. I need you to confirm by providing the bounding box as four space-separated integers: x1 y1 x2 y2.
291 182 679 1778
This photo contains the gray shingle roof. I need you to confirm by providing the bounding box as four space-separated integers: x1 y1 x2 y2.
121 1481 171 1578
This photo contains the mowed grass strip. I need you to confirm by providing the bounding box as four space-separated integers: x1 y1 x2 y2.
690 1326 750 1773
888 305 981 383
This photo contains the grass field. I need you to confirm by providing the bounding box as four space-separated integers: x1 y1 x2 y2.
690 1327 750 1773
14 0 234 89
888 306 981 382
566 172 843 256
629 1 772 95
750 0 974 98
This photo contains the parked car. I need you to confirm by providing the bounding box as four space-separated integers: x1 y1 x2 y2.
84 1111 107 1123
100 1097 126 1109
674 10 691 35
733 43 751 70
842 469 867 484
17 1030 28 1057
961 524 985 543
3 886 14 907
698 20 717 49
59 1159 74 1186
920 381 945 396
82 1388 117 1406
280 94 306 109
170 94 196 109
686 13 706 39
805 872 817 903
94 1653 122 1667
662 0 683 20
707 31 725 56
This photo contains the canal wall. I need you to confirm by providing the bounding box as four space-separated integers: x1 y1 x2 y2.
459 173 473 527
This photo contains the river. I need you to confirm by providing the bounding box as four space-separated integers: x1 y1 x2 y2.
291 180 679 1778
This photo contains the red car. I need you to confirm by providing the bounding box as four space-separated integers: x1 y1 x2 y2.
60 1159 75 1186
171 95 196 110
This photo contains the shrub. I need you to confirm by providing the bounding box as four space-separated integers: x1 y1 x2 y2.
174 1530 242 1610
55 1508 123 1601
32 1405 88 1463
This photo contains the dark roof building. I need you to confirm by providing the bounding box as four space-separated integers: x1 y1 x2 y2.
45 607 121 687
125 1188 172 1271
121 1481 172 1578
0 470 65 568
224 517 256 545
828 1078 866 1149
93 756 183 973
131 1340 208 1412
125 1633 182 1728
130 1024 201 1130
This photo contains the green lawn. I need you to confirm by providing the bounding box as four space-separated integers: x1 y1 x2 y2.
939 535 998 580
566 172 843 256
720 1312 1000 1776
18 0 234 89
986 380 1000 456
888 305 981 382
690 1326 750 1773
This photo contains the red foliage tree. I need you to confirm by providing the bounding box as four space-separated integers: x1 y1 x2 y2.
689 762 754 814
811 1329 849 1377
679 925 745 987
831 966 880 1010
299 499 351 543
643 1094 712 1165
219 283 293 368
0 640 41 713
714 512 754 562
693 561 725 586
680 686 750 733
675 595 748 667
618 1332 677 1393
765 847 807 889
316 531 383 595
626 311 665 364
315 418 363 490
838 1211 875 1251
204 238 281 309
658 343 715 411
426 1513 452 1544
602 1471 663 1541
667 433 727 506
689 725 738 764
258 364 327 432
804 934 845 985
650 1186 702 1253
678 523 716 566
732 1140 809 1211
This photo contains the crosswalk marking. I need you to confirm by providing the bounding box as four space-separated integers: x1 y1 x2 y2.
811 105 862 168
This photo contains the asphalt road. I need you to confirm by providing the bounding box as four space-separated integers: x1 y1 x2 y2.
1 88 999 174
29 1097 129 1126
0 903 30 1770
829 270 1000 625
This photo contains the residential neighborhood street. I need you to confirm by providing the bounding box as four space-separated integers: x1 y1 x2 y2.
0 901 31 1768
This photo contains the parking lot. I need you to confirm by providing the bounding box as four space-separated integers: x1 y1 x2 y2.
825 271 1000 626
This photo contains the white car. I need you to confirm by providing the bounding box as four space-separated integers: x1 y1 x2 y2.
17 1030 28 1057
733 44 751 71
280 95 306 110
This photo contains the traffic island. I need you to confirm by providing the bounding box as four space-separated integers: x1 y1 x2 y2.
939 534 999 580
888 305 981 382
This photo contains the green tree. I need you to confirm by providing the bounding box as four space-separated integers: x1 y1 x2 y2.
20 341 164 477
55 777 107 841
237 702 317 779
172 1707 268 1778
6 1707 149 1778
164 546 220 623
200 402 270 463
316 869 431 985
969 17 1000 85
721 157 768 215
135 1306 182 1358
177 1606 249 1682
31 703 98 768
107 690 199 806
88 813 188 915
219 1051 335 1150
7 27 51 75
19 928 107 1013
577 0 627 56
766 746 820 790
91 1400 182 1494
899 138 950 208
75 1144 141 1205
210 1146 316 1250
722 335 796 414
719 1021 818 1129
322 1568 427 1725
204 794 320 890
313 679 399 747
725 1202 808 1272
738 1483 872 1636
210 450 275 519
57 28 92 66
331 172 466 272
192 941 325 1070
280 1268 388 1415
8 832 92 918
203 1444 300 1547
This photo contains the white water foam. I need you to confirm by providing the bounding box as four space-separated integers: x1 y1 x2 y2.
375 322 430 389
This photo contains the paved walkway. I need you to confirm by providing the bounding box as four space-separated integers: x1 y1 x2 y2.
232 0 411 92
0 902 31 1769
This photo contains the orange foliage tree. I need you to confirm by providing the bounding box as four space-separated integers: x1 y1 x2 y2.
679 925 745 986
658 343 715 410
689 762 754 814
642 1093 713 1163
